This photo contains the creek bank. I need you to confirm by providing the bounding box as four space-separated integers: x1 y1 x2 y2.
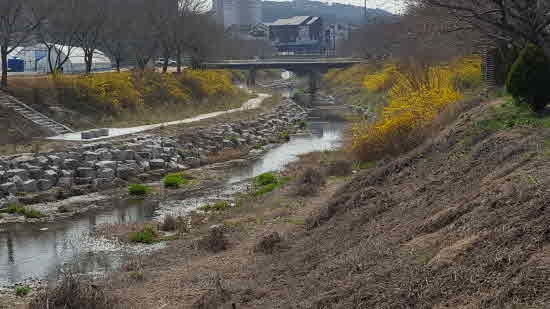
0 98 308 225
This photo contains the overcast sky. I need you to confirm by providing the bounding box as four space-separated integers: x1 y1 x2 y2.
268 0 405 14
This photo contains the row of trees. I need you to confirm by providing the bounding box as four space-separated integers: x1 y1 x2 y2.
0 0 273 88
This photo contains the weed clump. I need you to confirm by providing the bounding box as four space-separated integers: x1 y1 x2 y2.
128 225 157 244
15 286 32 297
199 201 230 213
163 172 189 188
29 271 117 309
128 184 150 196
294 168 326 196
2 204 45 218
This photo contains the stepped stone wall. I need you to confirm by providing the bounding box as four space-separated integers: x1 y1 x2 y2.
0 100 307 207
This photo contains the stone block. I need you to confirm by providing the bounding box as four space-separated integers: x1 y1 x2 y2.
0 182 17 194
60 170 74 178
95 161 117 170
116 166 137 180
97 168 115 179
93 178 113 190
149 159 165 169
44 170 58 183
47 155 62 165
63 159 79 170
74 177 92 185
28 168 44 179
83 151 99 161
77 167 96 178
20 179 38 193
57 177 73 189
6 169 28 180
38 179 54 191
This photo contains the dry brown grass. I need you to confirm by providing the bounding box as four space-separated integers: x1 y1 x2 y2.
94 221 158 242
206 149 243 164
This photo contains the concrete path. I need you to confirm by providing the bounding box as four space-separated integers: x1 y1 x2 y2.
47 93 271 142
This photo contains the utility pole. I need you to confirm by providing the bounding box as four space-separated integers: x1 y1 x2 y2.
364 0 367 23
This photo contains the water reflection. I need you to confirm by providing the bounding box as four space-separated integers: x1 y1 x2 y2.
0 199 158 286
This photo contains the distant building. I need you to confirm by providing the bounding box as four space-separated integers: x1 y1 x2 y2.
4 44 112 73
268 16 324 55
213 0 262 30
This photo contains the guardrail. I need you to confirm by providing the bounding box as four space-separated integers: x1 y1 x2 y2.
205 58 365 64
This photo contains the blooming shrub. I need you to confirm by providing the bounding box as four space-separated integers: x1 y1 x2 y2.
324 64 372 87
51 70 241 114
363 63 398 92
350 56 482 160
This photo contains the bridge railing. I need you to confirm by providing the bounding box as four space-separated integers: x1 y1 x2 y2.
204 58 365 64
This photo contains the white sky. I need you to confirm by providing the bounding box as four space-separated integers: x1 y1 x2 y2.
267 0 405 14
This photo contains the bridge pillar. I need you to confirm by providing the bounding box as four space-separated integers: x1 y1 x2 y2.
308 69 322 106
247 68 257 87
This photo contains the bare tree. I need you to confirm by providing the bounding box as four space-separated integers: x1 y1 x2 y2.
73 0 108 74
35 0 82 73
101 0 133 72
413 0 550 49
0 0 44 87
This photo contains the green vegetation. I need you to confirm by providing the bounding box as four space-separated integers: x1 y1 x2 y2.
254 172 278 186
506 44 550 112
15 286 32 297
128 225 157 244
128 271 145 281
0 205 46 218
476 99 550 131
163 172 189 188
128 184 151 196
199 201 231 212
251 173 291 197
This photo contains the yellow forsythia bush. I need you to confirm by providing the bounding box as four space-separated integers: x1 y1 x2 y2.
363 63 398 92
350 56 482 160
324 64 373 87
51 70 240 114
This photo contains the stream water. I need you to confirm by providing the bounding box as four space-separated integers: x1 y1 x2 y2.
0 88 347 288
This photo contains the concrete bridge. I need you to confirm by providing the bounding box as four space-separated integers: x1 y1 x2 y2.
203 58 365 97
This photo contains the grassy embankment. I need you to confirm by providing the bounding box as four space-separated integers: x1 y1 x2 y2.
7 70 249 129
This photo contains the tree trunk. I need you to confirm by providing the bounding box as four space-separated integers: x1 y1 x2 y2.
116 59 121 72
176 46 182 73
1 46 8 88
85 50 94 74
163 57 169 73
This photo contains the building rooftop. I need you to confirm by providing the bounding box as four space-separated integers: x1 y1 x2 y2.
271 16 312 26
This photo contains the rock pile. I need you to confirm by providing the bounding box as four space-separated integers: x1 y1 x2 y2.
0 101 307 202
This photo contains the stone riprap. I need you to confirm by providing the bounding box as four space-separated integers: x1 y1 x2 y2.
0 101 307 205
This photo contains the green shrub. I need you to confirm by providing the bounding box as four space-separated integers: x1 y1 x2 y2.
15 286 32 297
199 201 230 212
4 205 45 218
128 225 157 244
254 173 278 186
253 183 279 196
506 44 550 111
128 184 150 196
163 173 189 188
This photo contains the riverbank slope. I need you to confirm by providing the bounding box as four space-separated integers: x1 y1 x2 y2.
95 96 550 308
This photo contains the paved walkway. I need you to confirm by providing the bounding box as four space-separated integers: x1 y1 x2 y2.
47 93 271 142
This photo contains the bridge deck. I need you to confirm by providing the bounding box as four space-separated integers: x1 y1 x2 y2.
204 58 365 70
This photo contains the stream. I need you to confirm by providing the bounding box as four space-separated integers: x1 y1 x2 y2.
0 87 347 289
